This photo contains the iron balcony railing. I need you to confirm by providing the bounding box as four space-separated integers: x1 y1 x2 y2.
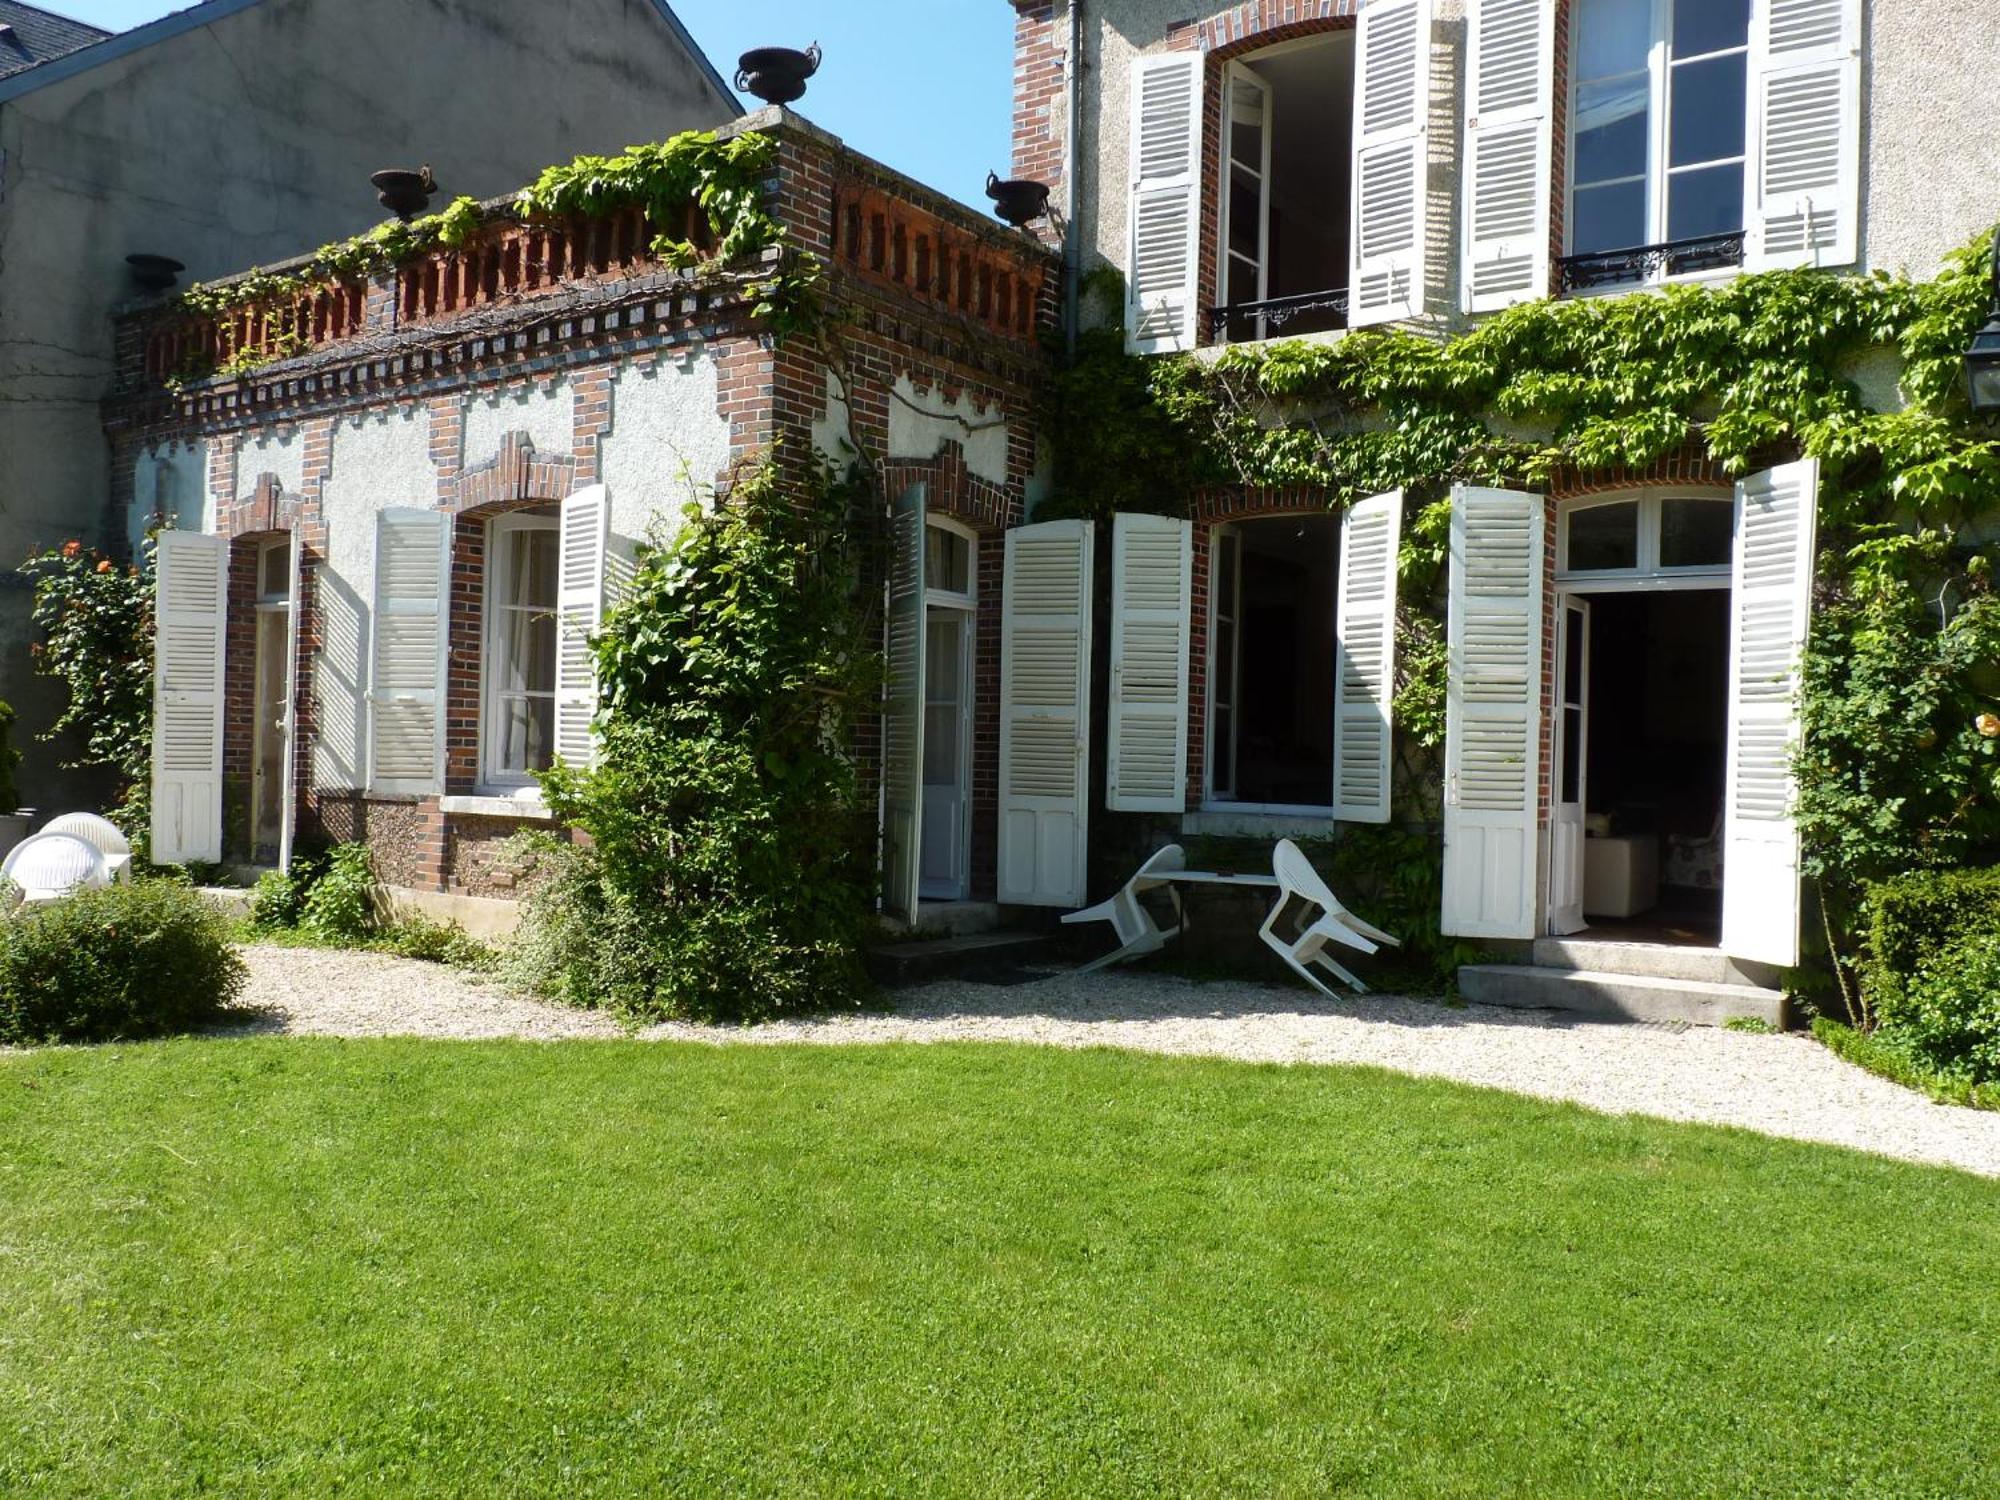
1209 286 1351 343
1555 231 1746 293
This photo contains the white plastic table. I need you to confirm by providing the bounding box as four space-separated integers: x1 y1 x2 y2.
1061 845 1279 972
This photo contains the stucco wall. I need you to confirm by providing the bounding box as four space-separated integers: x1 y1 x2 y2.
598 346 730 539
1863 0 2000 278
0 0 732 809
129 440 210 551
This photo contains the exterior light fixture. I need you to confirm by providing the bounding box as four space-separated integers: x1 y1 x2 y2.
1964 232 2000 414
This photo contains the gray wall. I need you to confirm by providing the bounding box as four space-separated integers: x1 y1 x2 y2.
0 0 732 811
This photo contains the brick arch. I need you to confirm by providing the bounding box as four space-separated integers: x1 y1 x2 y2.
882 441 1016 534
450 431 576 516
1202 8 1355 63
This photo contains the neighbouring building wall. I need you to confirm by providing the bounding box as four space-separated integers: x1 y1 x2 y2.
0 0 733 811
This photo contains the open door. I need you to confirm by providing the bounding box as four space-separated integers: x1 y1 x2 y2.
1441 485 1545 939
151 530 229 865
1546 595 1589 935
881 485 926 923
997 519 1093 907
1721 459 1817 967
277 529 304 872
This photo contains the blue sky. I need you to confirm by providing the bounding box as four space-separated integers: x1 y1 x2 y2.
43 0 1016 214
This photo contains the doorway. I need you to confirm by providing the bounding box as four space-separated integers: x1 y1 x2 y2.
1550 587 1731 942
1207 513 1341 810
919 521 976 902
249 538 293 861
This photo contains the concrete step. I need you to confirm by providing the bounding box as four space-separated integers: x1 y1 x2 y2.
867 931 1054 987
1458 964 1786 1028
1532 938 1777 989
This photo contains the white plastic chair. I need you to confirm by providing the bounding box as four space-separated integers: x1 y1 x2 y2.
1061 843 1187 973
41 812 135 884
0 833 111 905
1258 839 1402 998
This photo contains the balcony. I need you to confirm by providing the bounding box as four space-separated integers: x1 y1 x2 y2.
1555 232 1746 294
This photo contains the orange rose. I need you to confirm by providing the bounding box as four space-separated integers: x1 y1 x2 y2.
95 559 114 574
60 540 82 559
1978 712 2000 740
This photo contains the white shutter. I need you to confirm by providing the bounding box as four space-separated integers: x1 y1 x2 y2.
1106 514 1191 812
150 530 228 865
367 508 448 796
278 529 304 871
1334 490 1404 824
1350 0 1434 328
998 519 1093 907
881 485 926 923
1722 459 1817 967
554 484 610 771
1461 0 1554 312
1440 485 1545 939
1744 0 1859 270
1125 52 1204 355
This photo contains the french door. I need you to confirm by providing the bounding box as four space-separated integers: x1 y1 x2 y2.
1547 595 1590 935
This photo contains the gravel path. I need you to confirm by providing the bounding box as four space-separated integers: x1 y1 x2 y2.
230 945 2000 1179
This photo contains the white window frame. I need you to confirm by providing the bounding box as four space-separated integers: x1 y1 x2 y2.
1201 516 1341 817
1563 0 1753 286
480 508 561 794
923 516 978 611
1556 489 1734 588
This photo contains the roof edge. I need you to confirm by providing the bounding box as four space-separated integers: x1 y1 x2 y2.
646 0 740 118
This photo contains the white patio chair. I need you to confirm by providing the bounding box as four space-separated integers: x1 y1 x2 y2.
1061 843 1187 973
41 812 135 884
1258 839 1402 998
0 833 111 905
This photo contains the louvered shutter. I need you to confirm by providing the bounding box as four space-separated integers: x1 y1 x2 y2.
1461 0 1554 312
1334 490 1404 824
1745 0 1859 270
1125 52 1203 355
367 508 448 795
278 529 304 871
1106 514 1191 812
150 530 228 864
1440 486 1545 939
1722 460 1817 967
881 485 926 922
998 519 1093 907
1350 0 1434 328
554 485 610 771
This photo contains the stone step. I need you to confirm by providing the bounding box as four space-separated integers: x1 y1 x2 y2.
1458 964 1787 1028
1532 938 1777 989
867 931 1055 987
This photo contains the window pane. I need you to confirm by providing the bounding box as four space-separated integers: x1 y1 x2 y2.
1574 76 1650 184
1571 180 1648 256
1229 171 1262 261
1227 256 1260 309
1214 619 1235 703
924 526 969 594
1576 0 1651 79
1561 706 1583 804
524 614 557 694
1217 535 1239 615
1566 501 1640 570
1213 707 1233 791
1672 0 1750 58
1666 162 1744 241
1229 80 1265 168
495 696 554 775
260 543 290 599
1659 497 1734 568
1669 54 1746 166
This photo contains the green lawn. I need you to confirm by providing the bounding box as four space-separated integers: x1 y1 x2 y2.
3 1040 1997 1496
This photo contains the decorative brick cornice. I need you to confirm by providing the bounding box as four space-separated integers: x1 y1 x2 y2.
1547 451 1736 498
1190 484 1337 521
882 442 1018 533
1198 2 1356 59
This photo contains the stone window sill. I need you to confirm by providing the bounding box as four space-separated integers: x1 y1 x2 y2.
439 794 558 823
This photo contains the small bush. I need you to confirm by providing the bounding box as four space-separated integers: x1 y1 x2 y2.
299 843 376 943
0 879 245 1045
1860 865 2000 1014
1880 930 2000 1085
248 846 332 930
1812 1016 2000 1112
384 913 497 971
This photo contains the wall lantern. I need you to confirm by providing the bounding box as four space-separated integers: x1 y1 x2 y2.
1964 232 2000 414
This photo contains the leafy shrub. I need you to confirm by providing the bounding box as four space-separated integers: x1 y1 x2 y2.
299 843 377 943
1813 1017 2000 1112
1860 864 2000 1015
384 913 496 971
1878 929 2000 1085
0 879 244 1045
248 846 332 930
529 462 877 1024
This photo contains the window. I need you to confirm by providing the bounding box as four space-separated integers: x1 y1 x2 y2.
1213 34 1356 343
1558 492 1732 579
483 509 559 788
1567 0 1751 285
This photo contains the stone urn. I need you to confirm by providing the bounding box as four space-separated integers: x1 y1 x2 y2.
986 173 1051 228
735 43 821 106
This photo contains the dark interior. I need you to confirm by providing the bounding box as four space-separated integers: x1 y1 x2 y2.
1583 589 1729 924
1231 516 1339 806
